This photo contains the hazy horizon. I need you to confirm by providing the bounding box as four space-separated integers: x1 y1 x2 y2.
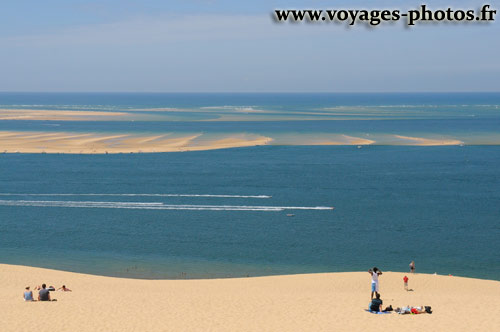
1 91 500 94
1 0 499 92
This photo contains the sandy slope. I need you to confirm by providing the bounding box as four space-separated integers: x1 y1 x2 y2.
1 264 498 332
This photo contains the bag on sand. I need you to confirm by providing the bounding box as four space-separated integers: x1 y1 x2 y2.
425 306 432 314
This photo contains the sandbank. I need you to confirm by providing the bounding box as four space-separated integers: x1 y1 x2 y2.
0 131 272 154
318 134 375 145
0 109 130 121
1 264 499 331
393 135 463 146
0 131 476 154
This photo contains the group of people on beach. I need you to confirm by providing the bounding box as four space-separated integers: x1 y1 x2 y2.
23 283 71 302
368 261 431 314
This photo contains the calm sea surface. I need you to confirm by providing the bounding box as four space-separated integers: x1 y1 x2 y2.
0 93 499 280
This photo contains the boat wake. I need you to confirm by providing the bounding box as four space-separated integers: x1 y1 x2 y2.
0 193 271 199
0 199 334 212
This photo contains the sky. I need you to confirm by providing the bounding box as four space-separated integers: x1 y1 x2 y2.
0 0 499 92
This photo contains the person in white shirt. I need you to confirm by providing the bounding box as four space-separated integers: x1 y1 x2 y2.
369 267 383 299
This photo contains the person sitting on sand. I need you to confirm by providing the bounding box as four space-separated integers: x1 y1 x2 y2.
57 285 72 292
369 267 383 299
23 286 34 301
38 284 51 301
369 293 383 312
396 305 432 314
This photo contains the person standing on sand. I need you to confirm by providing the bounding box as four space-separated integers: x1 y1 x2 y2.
410 261 415 273
403 275 409 291
369 267 382 299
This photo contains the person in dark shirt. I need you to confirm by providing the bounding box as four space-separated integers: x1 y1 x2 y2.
369 293 383 312
38 284 51 301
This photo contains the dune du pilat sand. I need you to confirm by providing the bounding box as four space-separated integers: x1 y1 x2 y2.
1 264 499 332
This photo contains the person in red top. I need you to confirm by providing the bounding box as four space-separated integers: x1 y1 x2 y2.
403 275 409 291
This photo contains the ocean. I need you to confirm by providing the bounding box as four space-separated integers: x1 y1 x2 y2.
0 93 499 280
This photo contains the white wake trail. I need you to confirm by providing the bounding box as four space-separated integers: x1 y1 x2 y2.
0 200 334 212
0 193 271 199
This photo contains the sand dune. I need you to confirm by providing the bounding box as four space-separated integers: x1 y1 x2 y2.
1 264 498 332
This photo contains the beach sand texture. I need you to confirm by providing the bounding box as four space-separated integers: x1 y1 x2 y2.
1 264 499 332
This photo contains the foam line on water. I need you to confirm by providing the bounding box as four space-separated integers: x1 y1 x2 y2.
0 200 333 212
0 193 271 199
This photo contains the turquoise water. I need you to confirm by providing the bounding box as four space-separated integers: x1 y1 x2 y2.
1 147 499 280
0 93 499 280
1 92 500 144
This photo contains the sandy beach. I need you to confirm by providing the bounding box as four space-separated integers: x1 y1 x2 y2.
1 264 498 332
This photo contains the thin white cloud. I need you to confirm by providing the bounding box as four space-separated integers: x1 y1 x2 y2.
2 14 347 47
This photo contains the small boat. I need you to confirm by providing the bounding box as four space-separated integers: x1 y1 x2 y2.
286 214 295 217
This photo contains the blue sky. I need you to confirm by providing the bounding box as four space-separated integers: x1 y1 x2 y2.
1 0 499 92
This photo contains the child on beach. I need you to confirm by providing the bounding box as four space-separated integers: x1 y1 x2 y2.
410 261 415 273
404 275 409 291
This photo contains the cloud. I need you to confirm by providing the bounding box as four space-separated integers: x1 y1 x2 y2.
1 6 498 92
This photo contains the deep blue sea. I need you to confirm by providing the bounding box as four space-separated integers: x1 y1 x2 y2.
0 93 499 280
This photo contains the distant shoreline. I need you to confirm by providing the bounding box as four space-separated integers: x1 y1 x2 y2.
1 262 498 282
